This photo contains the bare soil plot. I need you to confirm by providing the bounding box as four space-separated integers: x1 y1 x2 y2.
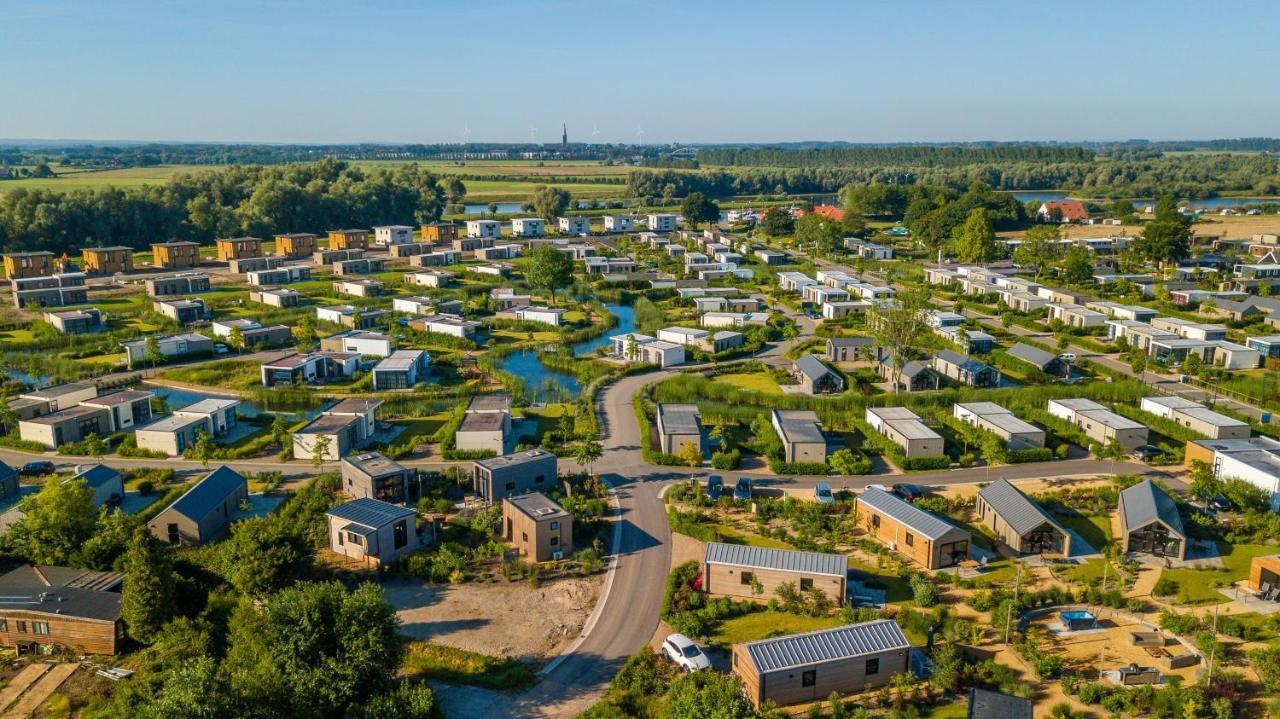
2 663 78 719
385 576 601 661
1026 613 1201 685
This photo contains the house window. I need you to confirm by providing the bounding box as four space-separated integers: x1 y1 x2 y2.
800 578 813 592
16 621 27 633
32 622 48 636
0 619 7 631
522 532 528 543
535 475 545 484
866 658 880 675
871 514 880 528
346 532 363 546
550 536 559 546
802 670 816 687
393 520 408 550
905 533 914 547
740 571 754 586
337 532 344 546
505 482 516 492
550 522 559 530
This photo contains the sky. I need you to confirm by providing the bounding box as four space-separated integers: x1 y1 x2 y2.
4 0 1280 145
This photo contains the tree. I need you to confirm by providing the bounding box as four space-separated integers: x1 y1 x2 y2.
227 325 245 354
869 288 931 393
660 670 755 719
144 335 164 369
573 440 603 477
828 448 864 476
444 177 467 204
83 432 108 460
293 314 316 350
220 516 304 598
530 184 570 222
1060 244 1096 285
1182 351 1203 376
1134 195 1191 267
677 441 703 468
121 525 176 643
191 428 215 468
6 478 97 565
525 245 575 303
793 215 843 256
311 434 332 468
1012 224 1062 279
759 207 794 236
680 192 720 229
0 401 19 436
951 207 1000 263
224 581 403 717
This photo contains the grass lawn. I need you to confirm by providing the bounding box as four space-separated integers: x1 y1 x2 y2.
391 412 453 446
0 329 36 343
489 329 562 344
399 640 538 691
516 403 576 444
848 557 913 604
77 353 126 367
1056 557 1116 586
1160 542 1279 606
923 700 972 719
715 372 783 394
159 359 262 391
712 610 845 645
712 524 794 550
1054 512 1111 552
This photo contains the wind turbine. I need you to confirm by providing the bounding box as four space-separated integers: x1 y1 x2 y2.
635 125 646 146
462 122 472 146
528 125 538 145
589 123 601 147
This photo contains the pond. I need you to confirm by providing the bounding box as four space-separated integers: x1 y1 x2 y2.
144 384 326 420
496 303 636 402
462 202 525 215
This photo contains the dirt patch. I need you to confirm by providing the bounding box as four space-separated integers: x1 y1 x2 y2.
385 576 602 661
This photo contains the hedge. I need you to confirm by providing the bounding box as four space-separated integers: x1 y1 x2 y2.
767 460 830 475
900 455 951 471
1006 447 1055 464
442 448 497 461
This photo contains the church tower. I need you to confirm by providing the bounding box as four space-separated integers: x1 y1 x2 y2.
561 124 568 150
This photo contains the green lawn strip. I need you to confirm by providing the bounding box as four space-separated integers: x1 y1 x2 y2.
399 640 538 691
847 557 913 604
1053 512 1111 552
1159 542 1278 606
711 610 845 645
714 372 784 394
710 524 794 550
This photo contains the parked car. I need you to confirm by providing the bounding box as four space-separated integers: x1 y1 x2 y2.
733 477 753 501
706 475 724 500
1057 353 1077 363
814 482 835 505
20 461 55 476
892 483 925 501
214 343 229 355
1133 445 1165 461
662 633 711 672
1208 495 1233 512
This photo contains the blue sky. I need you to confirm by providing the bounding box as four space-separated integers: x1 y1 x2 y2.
3 0 1279 144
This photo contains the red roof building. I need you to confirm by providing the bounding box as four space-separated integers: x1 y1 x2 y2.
1037 200 1088 223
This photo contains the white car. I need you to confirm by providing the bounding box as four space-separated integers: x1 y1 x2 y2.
662 633 711 672
1057 353 1076 363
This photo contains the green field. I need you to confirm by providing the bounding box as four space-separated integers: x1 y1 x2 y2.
1159 542 1278 605
714 372 784 394
712 610 845 645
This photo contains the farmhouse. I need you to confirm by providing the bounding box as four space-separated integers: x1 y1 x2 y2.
865 407 944 459
771 409 826 464
148 465 249 546
1119 479 1187 560
503 492 573 563
975 478 1071 555
326 498 419 567
656 403 703 456
855 487 971 569
703 542 847 604
732 620 910 709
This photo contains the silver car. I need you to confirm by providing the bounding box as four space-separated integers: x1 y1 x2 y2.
662 633 711 672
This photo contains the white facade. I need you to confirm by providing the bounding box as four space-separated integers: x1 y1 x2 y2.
647 214 677 232
603 215 634 233
558 216 590 235
657 327 710 346
466 220 502 239
510 218 545 237
373 225 414 246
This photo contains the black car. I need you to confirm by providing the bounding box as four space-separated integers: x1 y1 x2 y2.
20 461 55 476
1133 445 1165 462
892 483 925 502
1208 495 1232 512
706 475 724 500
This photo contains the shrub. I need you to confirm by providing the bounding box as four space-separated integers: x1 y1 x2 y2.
1153 576 1179 597
901 455 951 471
711 449 741 470
767 459 830 475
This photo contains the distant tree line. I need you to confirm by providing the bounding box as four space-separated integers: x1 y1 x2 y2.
0 157 447 252
698 144 1096 168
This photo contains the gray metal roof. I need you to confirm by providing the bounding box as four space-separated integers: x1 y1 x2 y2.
1006 343 1056 369
506 491 569 520
856 487 966 541
327 497 415 528
657 403 702 436
1119 480 1185 538
168 466 246 522
743 619 909 673
794 353 838 381
772 409 825 445
967 688 1033 719
704 542 846 578
977 478 1066 537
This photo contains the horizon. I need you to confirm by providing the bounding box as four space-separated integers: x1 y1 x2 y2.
5 0 1280 144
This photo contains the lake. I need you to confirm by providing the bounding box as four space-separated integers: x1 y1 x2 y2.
496 303 635 402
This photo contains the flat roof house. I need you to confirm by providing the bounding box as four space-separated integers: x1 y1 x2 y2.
316 304 388 330
373 225 414 246
122 332 216 367
333 278 383 298
147 241 201 271
80 389 155 433
1184 436 1280 511
372 349 429 391
1047 398 1149 450
327 498 418 567
791 354 844 395
134 413 206 457
274 232 318 258
497 305 565 327
153 298 208 324
865 407 944 459
473 449 557 503
293 399 382 461
248 287 299 308
246 266 311 285
732 620 910 709
148 466 249 546
320 330 393 358
503 492 573 563
603 215 633 233
80 246 134 275
410 314 481 340
647 213 677 232
421 222 458 244
953 402 1045 450
975 478 1071 556
703 542 847 604
1140 396 1250 440
327 229 369 250
933 350 1000 389
771 409 826 464
1119 479 1187 560
340 452 414 504
2 251 54 279
465 219 501 239
657 326 710 347
1005 343 1065 377
656 403 703 456
19 405 110 448
0 565 124 655
12 272 89 309
44 308 105 334
558 216 590 235
214 237 262 262
510 218 545 237
855 487 971 569
455 409 510 455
